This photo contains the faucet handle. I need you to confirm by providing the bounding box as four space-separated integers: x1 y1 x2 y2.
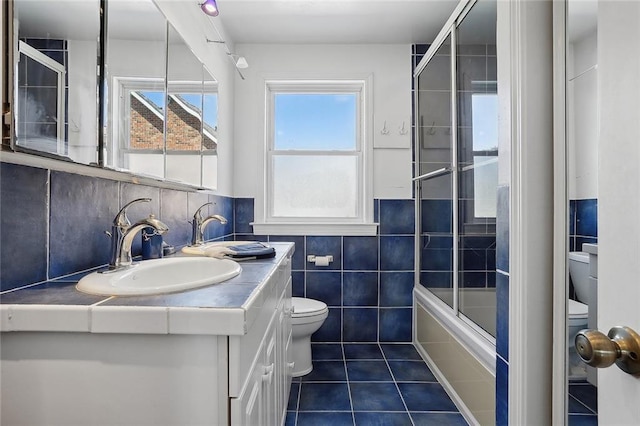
114 198 152 228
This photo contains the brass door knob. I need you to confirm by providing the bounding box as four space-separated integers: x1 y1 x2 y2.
575 326 640 376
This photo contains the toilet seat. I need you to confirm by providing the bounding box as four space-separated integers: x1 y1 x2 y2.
568 299 588 326
568 251 589 264
292 297 328 318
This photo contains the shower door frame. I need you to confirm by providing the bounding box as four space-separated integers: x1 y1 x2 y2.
413 0 497 353
414 0 556 424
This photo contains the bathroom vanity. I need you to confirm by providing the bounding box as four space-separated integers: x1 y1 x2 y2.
0 243 293 425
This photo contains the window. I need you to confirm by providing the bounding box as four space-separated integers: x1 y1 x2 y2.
16 41 66 156
469 92 498 218
109 78 217 183
254 80 376 236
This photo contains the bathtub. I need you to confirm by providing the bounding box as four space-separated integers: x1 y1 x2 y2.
414 285 496 426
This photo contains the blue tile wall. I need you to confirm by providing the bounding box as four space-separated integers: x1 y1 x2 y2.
159 189 190 248
0 164 49 291
343 272 378 306
343 236 378 270
380 236 415 271
496 272 509 361
343 308 378 342
49 172 119 278
0 163 235 291
496 355 509 426
569 198 598 252
236 198 416 343
380 272 414 307
234 198 254 234
496 185 510 423
379 199 415 234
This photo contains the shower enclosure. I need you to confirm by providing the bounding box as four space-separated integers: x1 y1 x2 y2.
414 0 498 341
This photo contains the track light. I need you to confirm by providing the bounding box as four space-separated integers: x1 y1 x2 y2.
200 0 219 17
228 54 249 69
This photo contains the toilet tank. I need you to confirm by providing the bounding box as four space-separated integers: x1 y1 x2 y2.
569 251 590 303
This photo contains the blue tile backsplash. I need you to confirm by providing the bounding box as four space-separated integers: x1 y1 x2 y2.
0 163 235 292
0 163 49 291
49 171 119 278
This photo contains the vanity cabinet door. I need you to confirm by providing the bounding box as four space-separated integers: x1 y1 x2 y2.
262 325 278 426
277 277 293 421
230 361 263 426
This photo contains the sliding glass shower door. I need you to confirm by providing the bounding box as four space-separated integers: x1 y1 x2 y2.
415 0 498 338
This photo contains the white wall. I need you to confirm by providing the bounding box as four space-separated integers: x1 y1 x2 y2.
597 1 640 423
156 0 236 197
67 40 98 165
232 44 413 199
567 31 598 200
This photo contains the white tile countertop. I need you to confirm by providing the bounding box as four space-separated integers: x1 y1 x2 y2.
0 243 294 336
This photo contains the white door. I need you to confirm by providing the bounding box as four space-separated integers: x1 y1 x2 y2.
596 1 640 423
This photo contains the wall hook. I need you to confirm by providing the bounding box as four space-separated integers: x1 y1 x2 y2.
380 121 390 135
427 121 436 135
399 121 408 135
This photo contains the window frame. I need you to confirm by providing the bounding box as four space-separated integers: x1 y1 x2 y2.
253 79 376 236
16 41 66 156
110 77 218 169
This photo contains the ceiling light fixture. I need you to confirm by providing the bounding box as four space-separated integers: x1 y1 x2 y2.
200 0 219 17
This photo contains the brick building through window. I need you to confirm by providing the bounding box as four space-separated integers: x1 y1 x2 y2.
129 92 217 152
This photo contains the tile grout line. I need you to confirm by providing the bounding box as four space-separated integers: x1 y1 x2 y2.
378 342 416 426
341 343 357 426
567 393 597 416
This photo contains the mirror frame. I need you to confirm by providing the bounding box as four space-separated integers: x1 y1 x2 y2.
2 0 218 192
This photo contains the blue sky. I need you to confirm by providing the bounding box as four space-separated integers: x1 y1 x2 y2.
471 93 498 151
274 94 356 150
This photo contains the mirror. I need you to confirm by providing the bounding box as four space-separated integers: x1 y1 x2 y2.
165 24 204 187
13 0 100 164
201 68 219 189
10 0 219 189
566 0 598 422
104 0 167 180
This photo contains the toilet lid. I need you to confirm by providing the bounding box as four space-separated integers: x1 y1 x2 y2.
568 299 588 319
292 297 328 317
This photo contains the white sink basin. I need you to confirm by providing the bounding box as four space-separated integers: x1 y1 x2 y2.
76 257 242 296
181 241 257 256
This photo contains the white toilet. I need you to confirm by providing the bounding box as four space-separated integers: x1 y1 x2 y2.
568 251 590 347
291 297 328 377
568 251 590 377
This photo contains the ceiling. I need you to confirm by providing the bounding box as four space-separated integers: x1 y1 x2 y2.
15 0 598 47
214 0 460 44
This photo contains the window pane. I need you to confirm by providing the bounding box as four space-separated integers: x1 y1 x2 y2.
129 90 164 150
166 93 202 152
272 155 357 218
202 93 218 152
274 94 356 150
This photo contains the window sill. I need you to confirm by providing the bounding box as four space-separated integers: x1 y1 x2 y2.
250 222 379 236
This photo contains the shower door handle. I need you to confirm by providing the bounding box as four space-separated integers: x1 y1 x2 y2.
575 326 640 376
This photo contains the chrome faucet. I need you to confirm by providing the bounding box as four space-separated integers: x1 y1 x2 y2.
105 198 169 271
190 202 227 246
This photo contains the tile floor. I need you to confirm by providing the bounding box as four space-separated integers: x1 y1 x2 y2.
285 343 468 426
567 380 597 426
